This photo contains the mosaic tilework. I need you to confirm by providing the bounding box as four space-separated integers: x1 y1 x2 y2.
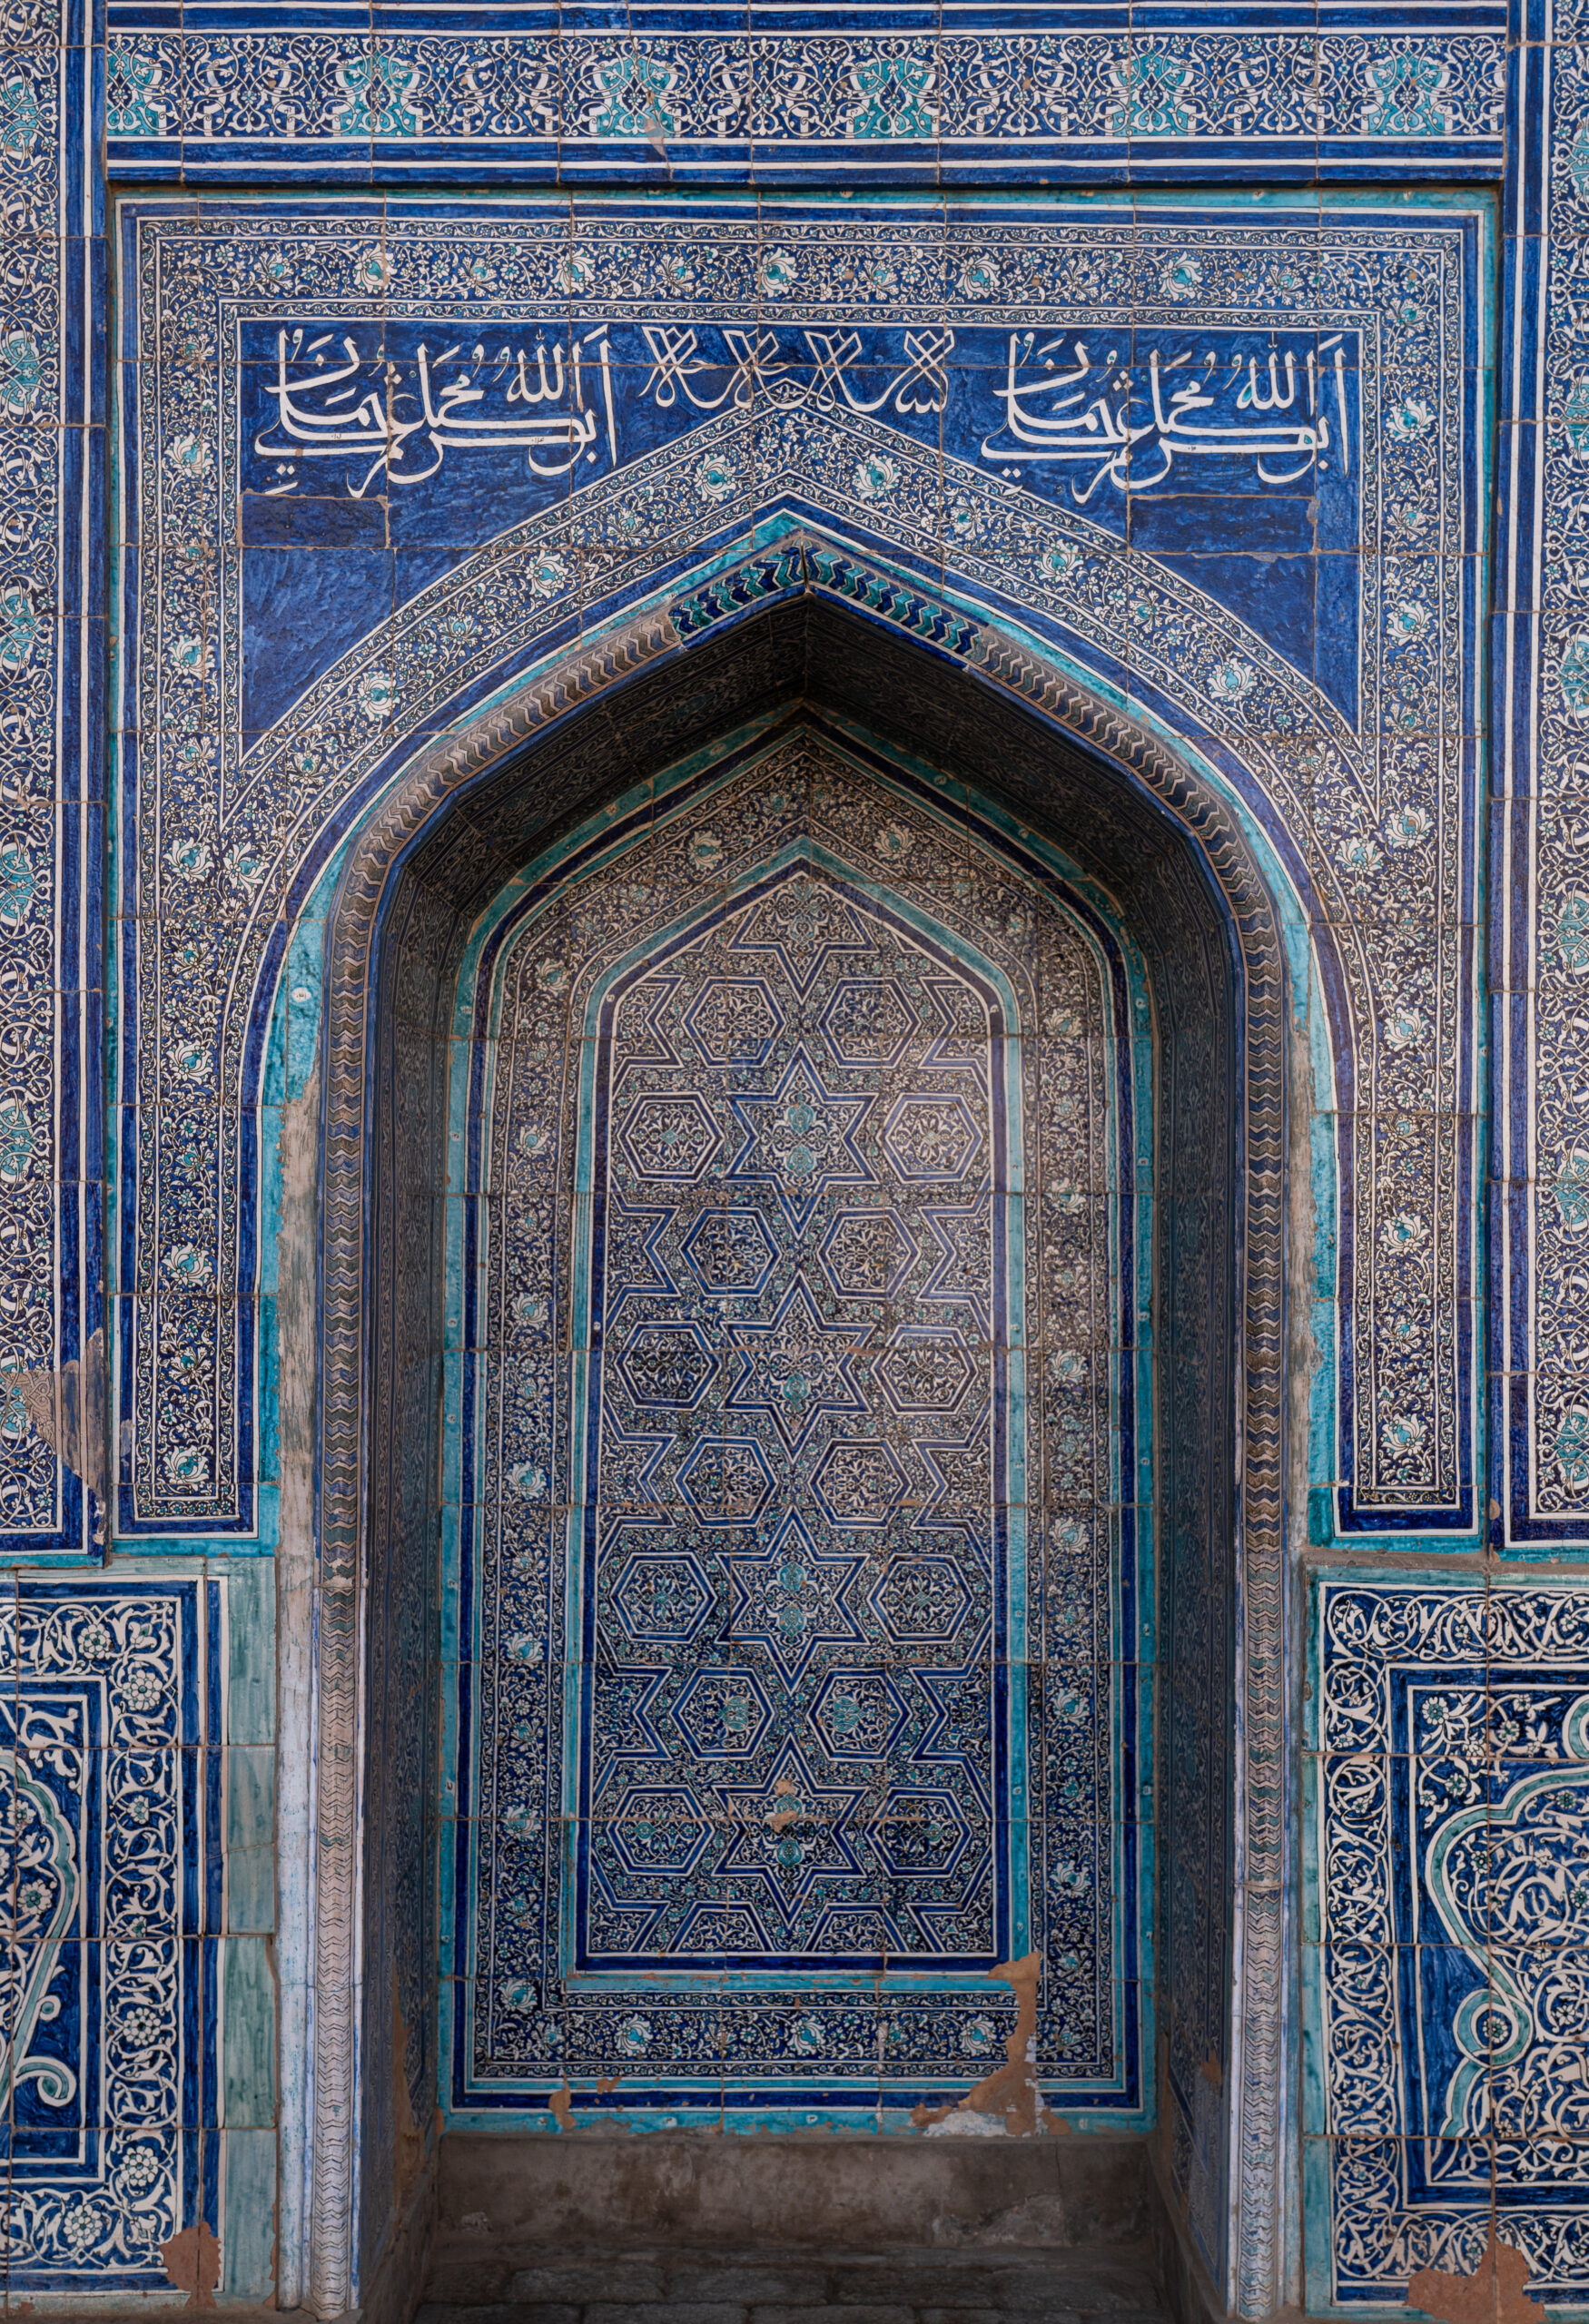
1515 37 1589 1539
0 12 94 1561
1308 1578 1589 2307
113 194 1484 1542
0 1578 218 2293
96 21 1509 182
2 4 1582 2316
451 730 1147 2116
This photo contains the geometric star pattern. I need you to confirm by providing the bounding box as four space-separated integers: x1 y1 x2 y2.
587 857 1003 1967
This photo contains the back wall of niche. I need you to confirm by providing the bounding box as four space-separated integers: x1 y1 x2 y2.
442 725 1153 2127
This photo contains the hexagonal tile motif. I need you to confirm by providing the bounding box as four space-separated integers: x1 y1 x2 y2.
809 1668 909 1758
618 1091 721 1182
812 1435 912 1527
819 1206 919 1297
868 1553 975 1645
820 977 915 1066
883 1095 983 1182
611 1551 714 1642
879 1331 976 1415
874 1789 971 1876
683 1206 779 1297
685 976 785 1065
676 1436 776 1525
615 1319 716 1408
672 1665 773 1757
604 1787 714 1876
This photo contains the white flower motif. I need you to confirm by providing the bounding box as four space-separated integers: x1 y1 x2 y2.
1041 542 1081 582
874 822 911 862
618 2014 653 2054
508 1461 548 1499
1381 1410 1427 1459
1381 1210 1428 1255
535 957 568 994
1387 597 1432 645
168 1040 211 1084
1048 1348 1087 1387
689 830 724 872
163 1243 212 1285
1160 255 1203 300
791 2014 825 2054
962 2014 998 2055
1338 836 1384 875
163 433 212 481
694 453 738 505
500 1977 539 2011
853 451 899 503
63 2202 106 2255
948 499 987 544
507 1630 544 1663
556 248 595 293
356 667 396 723
167 633 212 677
165 836 212 880
1385 803 1432 849
353 244 395 294
1383 1004 1426 1050
957 253 1001 299
759 249 797 297
528 551 568 599
1208 656 1257 705
225 843 267 891
1387 395 1433 441
163 1444 210 1487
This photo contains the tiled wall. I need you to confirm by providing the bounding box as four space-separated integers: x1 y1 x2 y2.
1 0 1584 2312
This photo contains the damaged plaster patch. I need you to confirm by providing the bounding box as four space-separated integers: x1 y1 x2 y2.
912 1953 1048 2136
159 2220 221 2309
1407 2234 1547 2324
548 2077 631 2131
19 1324 105 1541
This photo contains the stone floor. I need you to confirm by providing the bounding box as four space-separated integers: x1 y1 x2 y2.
418 2246 1171 2324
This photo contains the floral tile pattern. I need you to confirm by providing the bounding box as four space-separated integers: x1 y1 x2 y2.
1309 1579 1589 2307
0 1580 217 2292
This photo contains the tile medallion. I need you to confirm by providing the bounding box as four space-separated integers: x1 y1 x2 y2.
1310 1577 1589 2306
449 728 1148 2119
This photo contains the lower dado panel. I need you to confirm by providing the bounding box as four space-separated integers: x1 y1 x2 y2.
0 1566 276 2303
444 727 1150 2129
1308 1577 1589 2307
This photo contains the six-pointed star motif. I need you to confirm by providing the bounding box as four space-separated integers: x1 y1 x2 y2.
724 1511 870 1678
725 1272 870 1449
726 1044 876 1229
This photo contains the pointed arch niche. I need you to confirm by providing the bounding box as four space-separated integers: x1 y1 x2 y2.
306 557 1294 2321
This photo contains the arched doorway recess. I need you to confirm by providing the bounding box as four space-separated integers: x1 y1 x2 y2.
305 551 1293 2324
